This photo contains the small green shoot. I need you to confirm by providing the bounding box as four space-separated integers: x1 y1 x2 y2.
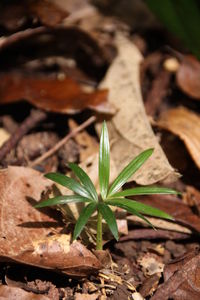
35 121 179 250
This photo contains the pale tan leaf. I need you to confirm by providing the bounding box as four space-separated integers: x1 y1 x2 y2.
0 128 10 147
99 34 179 185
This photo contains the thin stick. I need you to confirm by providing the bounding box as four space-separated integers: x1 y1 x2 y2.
29 116 96 167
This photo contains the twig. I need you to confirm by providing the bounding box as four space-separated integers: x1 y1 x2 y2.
0 109 47 162
29 116 96 167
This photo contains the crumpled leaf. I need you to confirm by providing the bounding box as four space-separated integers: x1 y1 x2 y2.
151 248 200 300
0 73 109 114
176 55 200 99
99 34 179 185
0 166 101 276
0 285 50 300
157 106 200 169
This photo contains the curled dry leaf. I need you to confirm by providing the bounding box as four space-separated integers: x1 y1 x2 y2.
0 25 112 114
0 73 109 114
157 106 200 169
0 167 101 276
0 285 50 300
176 55 200 99
0 26 108 76
151 248 200 300
99 34 179 185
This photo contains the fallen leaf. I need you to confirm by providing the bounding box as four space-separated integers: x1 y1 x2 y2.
0 128 10 147
176 55 200 99
0 166 101 276
0 73 109 114
0 26 108 78
138 253 164 276
136 195 200 233
0 285 49 300
99 34 179 185
183 185 200 215
119 229 190 242
139 273 161 298
157 106 200 169
151 248 200 300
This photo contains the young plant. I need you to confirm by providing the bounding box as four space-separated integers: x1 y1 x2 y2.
35 121 178 250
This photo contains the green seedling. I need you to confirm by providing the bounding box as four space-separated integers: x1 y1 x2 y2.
35 121 178 250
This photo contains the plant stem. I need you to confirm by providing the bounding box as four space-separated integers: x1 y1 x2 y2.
96 210 103 250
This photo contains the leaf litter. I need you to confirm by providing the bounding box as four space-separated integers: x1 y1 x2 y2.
1 0 200 299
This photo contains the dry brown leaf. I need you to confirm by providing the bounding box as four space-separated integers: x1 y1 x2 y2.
99 34 179 185
0 166 101 276
0 73 109 114
157 106 200 169
152 248 200 300
0 285 50 300
176 55 200 99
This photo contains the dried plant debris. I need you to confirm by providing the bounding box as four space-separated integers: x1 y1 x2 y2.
152 248 200 299
0 167 101 276
99 34 179 185
157 106 200 169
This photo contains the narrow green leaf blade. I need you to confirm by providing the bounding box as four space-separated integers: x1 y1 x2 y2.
73 202 97 240
106 198 173 220
107 199 154 228
98 203 118 241
99 121 110 199
108 149 154 197
45 172 91 198
111 186 179 198
35 195 92 208
69 163 98 202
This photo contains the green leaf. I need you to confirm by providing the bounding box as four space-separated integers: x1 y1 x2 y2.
69 163 98 202
99 121 110 199
45 173 92 199
73 202 97 240
108 149 154 197
98 203 118 241
35 195 92 208
106 198 173 220
111 186 179 198
107 199 154 228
